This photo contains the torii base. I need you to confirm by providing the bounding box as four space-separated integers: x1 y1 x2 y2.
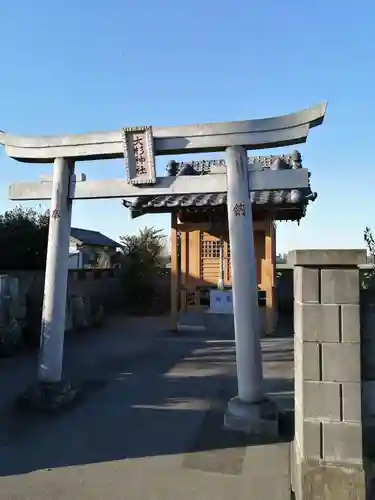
16 381 79 413
224 396 279 438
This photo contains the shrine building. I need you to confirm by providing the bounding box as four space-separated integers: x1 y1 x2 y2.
123 151 317 333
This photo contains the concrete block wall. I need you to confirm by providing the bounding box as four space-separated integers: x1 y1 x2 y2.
289 249 367 500
0 268 172 316
275 264 372 316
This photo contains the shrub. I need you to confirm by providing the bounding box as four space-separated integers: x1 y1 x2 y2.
0 206 49 270
119 227 168 313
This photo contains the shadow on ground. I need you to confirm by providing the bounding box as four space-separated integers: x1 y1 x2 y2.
0 318 294 478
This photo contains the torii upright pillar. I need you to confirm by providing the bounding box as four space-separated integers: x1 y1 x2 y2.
225 146 268 431
38 158 74 387
1 103 326 426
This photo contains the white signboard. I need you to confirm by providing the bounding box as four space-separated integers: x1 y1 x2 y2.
208 289 234 314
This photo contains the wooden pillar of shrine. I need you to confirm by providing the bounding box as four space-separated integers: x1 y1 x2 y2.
180 230 189 311
187 229 202 306
170 214 179 331
261 217 277 333
170 215 205 329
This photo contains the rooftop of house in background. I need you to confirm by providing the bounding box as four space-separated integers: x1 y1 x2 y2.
70 227 121 248
122 152 317 222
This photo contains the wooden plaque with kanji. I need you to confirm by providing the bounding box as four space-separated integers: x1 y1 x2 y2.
122 126 156 184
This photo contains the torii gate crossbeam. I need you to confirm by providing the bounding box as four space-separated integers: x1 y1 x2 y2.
1 102 327 434
1 102 326 162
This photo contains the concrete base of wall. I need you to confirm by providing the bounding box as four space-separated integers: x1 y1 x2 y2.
291 441 368 500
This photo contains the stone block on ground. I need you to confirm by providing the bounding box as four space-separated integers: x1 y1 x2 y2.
178 308 266 336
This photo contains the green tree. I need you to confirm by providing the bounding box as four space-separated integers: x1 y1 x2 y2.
119 227 167 312
0 206 49 270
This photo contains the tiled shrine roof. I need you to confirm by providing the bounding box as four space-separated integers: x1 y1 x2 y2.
122 151 317 221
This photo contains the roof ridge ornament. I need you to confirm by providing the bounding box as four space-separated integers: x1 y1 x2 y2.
166 152 304 176
291 150 302 169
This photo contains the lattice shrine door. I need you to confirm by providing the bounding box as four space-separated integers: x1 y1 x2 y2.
181 230 264 310
199 231 263 288
199 232 231 286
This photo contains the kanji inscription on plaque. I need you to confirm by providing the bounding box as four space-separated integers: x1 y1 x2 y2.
122 126 156 184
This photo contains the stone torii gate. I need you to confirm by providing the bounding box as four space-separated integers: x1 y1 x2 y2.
1 103 326 431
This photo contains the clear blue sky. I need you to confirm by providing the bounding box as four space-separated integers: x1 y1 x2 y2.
0 0 373 253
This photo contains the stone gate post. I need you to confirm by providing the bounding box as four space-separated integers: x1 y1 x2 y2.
289 249 368 500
